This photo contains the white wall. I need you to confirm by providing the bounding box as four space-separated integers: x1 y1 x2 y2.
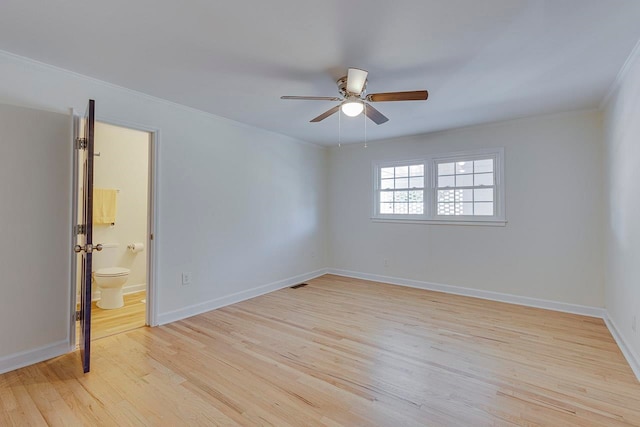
0 103 71 360
603 47 640 361
328 111 604 307
92 122 149 287
0 47 617 374
0 50 327 368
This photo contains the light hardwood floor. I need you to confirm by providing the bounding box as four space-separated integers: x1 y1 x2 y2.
90 291 147 341
2 275 640 426
75 291 147 342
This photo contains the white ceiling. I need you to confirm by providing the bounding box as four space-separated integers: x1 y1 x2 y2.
1 0 639 145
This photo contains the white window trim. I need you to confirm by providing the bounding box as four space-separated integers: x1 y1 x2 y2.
371 148 506 226
372 158 427 221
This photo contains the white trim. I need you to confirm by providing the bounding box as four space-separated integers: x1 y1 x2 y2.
431 148 506 221
325 269 639 382
372 159 427 221
371 218 507 226
327 269 606 318
604 315 640 382
600 36 640 109
68 110 79 351
371 148 505 225
148 127 159 326
0 340 70 375
69 116 160 351
157 269 328 325
94 116 159 327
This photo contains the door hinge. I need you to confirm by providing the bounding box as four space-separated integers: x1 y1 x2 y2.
75 224 86 235
150 233 154 240
75 137 87 150
75 310 81 321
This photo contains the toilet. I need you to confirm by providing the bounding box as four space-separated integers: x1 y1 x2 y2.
92 243 130 309
94 267 130 309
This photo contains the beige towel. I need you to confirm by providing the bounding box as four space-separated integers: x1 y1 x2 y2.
93 188 117 224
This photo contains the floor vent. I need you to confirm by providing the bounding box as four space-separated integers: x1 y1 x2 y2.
290 283 308 289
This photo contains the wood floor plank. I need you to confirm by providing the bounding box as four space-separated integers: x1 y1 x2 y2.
90 291 147 341
3 274 640 426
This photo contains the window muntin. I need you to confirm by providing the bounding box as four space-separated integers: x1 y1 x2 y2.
436 158 495 217
379 164 424 215
372 148 505 224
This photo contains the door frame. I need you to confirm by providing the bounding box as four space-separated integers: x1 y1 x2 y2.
69 114 160 349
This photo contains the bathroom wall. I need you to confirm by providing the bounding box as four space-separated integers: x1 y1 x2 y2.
92 122 149 289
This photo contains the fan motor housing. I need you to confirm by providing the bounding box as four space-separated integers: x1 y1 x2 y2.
337 76 367 98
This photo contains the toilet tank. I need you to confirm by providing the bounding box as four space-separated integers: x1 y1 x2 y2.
92 243 119 271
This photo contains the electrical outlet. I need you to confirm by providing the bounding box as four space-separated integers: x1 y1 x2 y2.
181 272 192 286
384 259 389 268
633 315 637 333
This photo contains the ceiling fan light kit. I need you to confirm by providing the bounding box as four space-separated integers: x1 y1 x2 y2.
280 67 428 128
341 99 364 117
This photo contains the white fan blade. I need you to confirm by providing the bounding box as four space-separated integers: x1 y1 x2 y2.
347 68 368 95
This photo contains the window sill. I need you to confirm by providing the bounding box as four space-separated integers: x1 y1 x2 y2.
370 218 507 226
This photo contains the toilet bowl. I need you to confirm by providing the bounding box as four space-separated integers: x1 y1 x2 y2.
93 267 130 309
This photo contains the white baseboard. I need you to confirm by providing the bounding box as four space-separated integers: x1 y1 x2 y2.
7 268 637 384
156 269 328 325
327 269 607 318
604 315 640 382
0 340 70 375
327 268 640 382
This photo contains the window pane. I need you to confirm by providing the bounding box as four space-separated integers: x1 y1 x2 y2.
395 166 409 178
438 190 455 202
438 203 455 215
409 164 424 176
381 167 395 179
474 202 494 215
474 173 494 186
380 203 393 214
456 174 473 187
394 203 408 214
380 191 394 202
455 189 473 202
409 176 424 188
474 188 493 202
408 190 423 202
376 153 500 220
438 175 455 188
474 158 493 173
395 178 409 189
456 161 472 174
438 162 454 176
394 191 408 202
381 178 394 189
457 202 474 215
408 203 423 214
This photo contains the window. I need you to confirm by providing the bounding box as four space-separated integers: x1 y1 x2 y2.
436 158 495 217
379 163 425 215
372 148 505 225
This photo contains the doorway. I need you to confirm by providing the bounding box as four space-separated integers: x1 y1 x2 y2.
74 120 155 343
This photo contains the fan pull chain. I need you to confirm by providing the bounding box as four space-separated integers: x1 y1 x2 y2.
338 108 341 148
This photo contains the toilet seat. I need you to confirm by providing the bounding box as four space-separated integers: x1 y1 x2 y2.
94 267 130 277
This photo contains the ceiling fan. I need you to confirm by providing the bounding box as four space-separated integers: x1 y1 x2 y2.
280 68 428 125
